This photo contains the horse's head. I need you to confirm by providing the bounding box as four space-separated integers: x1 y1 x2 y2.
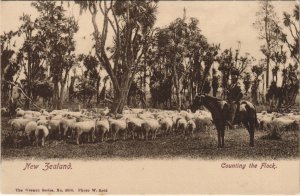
190 94 205 113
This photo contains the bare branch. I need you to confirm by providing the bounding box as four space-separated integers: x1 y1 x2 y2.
3 80 42 109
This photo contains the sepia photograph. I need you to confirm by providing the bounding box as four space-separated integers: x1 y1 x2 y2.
1 0 299 194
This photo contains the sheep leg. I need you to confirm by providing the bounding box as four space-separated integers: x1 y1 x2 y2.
90 128 95 143
191 129 194 138
122 129 126 140
36 136 39 147
151 130 154 140
42 137 45 147
113 129 118 141
104 131 108 141
76 132 80 145
145 130 148 141
101 131 105 142
184 128 188 140
114 133 117 141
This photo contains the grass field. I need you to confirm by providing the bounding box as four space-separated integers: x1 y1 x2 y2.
1 116 299 160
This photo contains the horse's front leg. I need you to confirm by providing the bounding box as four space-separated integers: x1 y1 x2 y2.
217 129 221 148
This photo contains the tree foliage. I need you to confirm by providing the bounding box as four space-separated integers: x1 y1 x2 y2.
76 0 158 114
0 31 21 105
217 47 254 100
254 0 282 89
152 15 218 109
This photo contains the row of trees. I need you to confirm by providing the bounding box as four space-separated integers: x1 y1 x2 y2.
254 1 299 111
1 2 78 109
1 1 299 113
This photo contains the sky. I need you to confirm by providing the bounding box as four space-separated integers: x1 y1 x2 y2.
0 0 297 90
1 1 296 59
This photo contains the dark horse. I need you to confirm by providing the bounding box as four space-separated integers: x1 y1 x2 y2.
190 94 258 148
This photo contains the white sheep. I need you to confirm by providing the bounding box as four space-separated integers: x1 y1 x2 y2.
73 120 96 145
29 111 41 117
8 118 31 133
258 114 274 131
272 116 297 131
50 114 63 120
23 113 39 121
131 108 144 114
158 117 173 137
25 121 38 145
15 108 25 117
35 125 49 147
176 118 188 134
171 114 185 131
100 107 110 116
126 117 144 140
59 117 77 139
95 118 110 142
141 118 160 140
37 119 49 126
108 118 127 141
186 119 196 139
47 119 61 139
193 115 213 132
40 109 49 116
1 107 9 116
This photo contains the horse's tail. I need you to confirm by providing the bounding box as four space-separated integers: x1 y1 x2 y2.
254 110 259 129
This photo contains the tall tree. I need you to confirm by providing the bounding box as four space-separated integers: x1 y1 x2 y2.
254 0 282 90
18 14 47 109
76 1 157 114
281 4 299 63
243 72 251 95
0 31 20 105
78 54 102 104
278 4 299 108
31 1 79 109
251 63 265 104
212 68 219 97
217 48 253 99
154 16 215 110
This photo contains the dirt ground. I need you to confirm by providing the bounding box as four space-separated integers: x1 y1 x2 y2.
1 116 299 160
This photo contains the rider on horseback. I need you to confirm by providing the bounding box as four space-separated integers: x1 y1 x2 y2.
226 82 243 128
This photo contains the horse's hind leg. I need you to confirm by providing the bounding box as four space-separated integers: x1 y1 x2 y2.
221 127 225 148
244 120 255 147
248 124 255 147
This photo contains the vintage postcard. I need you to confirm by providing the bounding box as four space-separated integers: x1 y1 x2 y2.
1 0 299 195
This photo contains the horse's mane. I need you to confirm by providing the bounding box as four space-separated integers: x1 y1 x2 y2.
203 94 223 103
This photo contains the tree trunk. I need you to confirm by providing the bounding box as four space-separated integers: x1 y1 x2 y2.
2 83 10 106
58 81 67 110
172 64 181 110
96 76 101 105
53 81 59 109
189 72 194 103
24 80 31 110
69 76 76 102
266 56 270 90
111 88 129 114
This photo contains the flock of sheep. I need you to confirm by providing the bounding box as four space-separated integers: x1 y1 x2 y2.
1 106 300 148
2 107 212 147
257 111 300 132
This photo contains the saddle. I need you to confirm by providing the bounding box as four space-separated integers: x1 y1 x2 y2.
218 100 240 128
